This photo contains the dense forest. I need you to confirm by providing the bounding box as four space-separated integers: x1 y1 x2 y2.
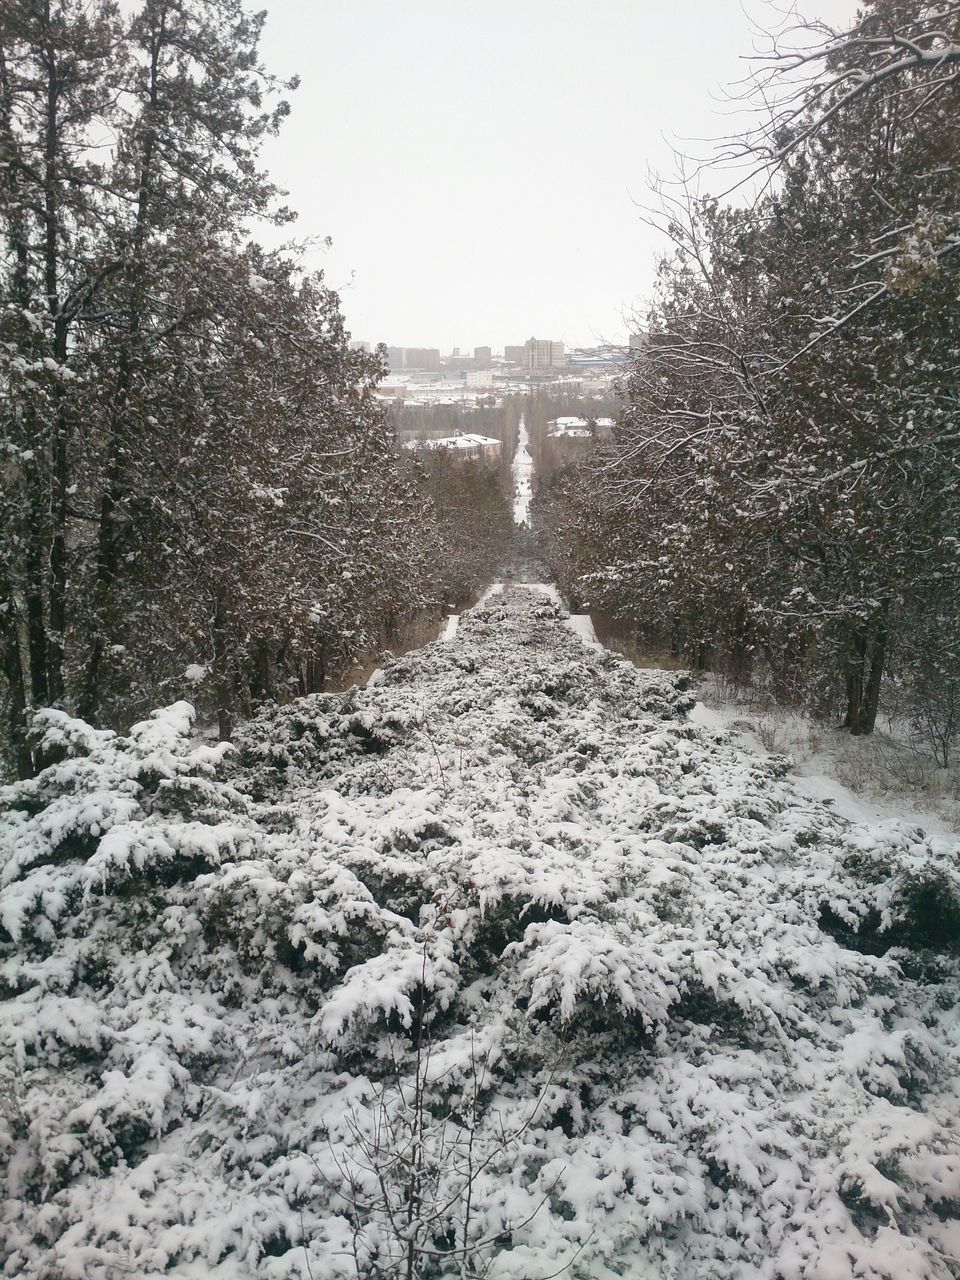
538 0 960 761
0 0 515 780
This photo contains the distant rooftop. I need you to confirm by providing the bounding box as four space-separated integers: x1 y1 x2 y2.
404 433 502 452
548 416 614 438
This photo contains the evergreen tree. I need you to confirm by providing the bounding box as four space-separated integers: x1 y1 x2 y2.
1 0 440 773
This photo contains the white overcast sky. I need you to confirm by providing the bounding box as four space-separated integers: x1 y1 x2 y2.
257 1 859 353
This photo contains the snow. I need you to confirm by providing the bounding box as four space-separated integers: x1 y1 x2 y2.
564 612 604 650
512 415 534 525
2 590 958 1279
689 696 958 836
478 580 504 603
516 581 562 603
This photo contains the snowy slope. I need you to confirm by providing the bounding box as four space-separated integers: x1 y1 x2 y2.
512 418 534 526
1 588 958 1279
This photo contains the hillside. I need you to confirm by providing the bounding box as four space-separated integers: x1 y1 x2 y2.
2 586 958 1279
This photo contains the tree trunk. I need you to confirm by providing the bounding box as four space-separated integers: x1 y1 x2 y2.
313 644 326 693
861 609 889 736
80 13 163 721
217 706 233 742
24 464 50 705
727 611 752 684
4 64 49 709
844 629 868 735
212 592 234 742
252 642 274 703
41 27 67 705
78 377 126 723
1 592 33 779
46 319 70 704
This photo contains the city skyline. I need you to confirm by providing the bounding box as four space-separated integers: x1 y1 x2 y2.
355 337 627 357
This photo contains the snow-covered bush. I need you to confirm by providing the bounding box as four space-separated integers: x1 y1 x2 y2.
2 589 958 1279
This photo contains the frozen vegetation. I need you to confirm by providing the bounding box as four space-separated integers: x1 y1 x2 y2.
1 587 959 1279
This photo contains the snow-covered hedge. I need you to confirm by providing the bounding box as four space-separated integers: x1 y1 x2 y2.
1 588 958 1279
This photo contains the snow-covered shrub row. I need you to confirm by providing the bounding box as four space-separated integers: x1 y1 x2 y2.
1 587 958 1279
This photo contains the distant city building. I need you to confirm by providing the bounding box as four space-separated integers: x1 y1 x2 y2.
385 347 442 372
547 416 615 438
567 345 628 369
405 432 502 465
465 367 495 388
474 345 492 365
404 347 441 372
524 337 565 371
441 350 475 375
504 344 526 365
628 333 649 351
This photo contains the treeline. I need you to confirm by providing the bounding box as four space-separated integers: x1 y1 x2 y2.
421 453 515 608
388 399 517 442
390 396 522 492
539 0 960 759
526 390 618 482
0 0 509 778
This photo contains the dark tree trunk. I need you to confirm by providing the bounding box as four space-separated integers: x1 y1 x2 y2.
844 609 888 737
861 610 889 736
844 629 868 735
24 465 50 706
212 592 234 742
4 57 49 710
251 642 274 703
310 644 326 693
669 620 684 662
81 13 163 721
727 610 752 684
217 706 233 742
1 594 33 779
42 33 67 704
46 318 70 704
78 370 127 723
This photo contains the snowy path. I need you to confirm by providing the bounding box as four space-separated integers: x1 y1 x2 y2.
511 415 534 525
2 589 958 1279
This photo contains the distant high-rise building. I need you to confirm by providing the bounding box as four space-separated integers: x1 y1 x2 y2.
474 345 492 365
524 337 565 370
386 346 405 371
504 344 526 365
404 347 441 372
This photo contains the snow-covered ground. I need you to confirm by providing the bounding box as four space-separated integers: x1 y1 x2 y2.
512 416 534 526
690 688 960 838
2 588 959 1279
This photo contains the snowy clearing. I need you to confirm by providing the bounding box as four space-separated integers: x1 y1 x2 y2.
1 588 958 1279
